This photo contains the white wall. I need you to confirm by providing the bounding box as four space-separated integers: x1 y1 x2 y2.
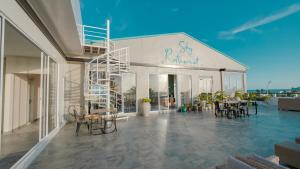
115 33 247 71
64 62 85 117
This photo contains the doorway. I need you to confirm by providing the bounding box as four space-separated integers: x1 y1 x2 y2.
149 74 178 112
168 74 177 110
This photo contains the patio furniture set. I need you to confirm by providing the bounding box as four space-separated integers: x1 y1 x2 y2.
217 136 300 169
214 100 258 119
72 108 118 136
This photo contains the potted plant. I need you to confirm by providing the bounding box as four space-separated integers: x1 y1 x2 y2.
234 91 244 101
141 98 151 116
187 104 193 112
181 104 187 112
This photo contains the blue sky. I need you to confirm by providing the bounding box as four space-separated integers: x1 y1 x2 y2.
80 0 300 90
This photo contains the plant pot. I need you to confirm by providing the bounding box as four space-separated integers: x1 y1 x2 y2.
141 102 151 116
181 106 187 112
207 104 212 110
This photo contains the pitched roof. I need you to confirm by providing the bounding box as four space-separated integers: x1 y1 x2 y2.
112 32 247 69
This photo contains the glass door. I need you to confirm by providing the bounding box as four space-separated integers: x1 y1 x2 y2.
159 74 169 111
199 77 212 94
0 16 3 150
40 52 48 139
177 75 192 107
40 53 58 139
149 74 159 111
149 74 169 112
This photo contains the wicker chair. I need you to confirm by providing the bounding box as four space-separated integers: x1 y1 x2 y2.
73 109 89 136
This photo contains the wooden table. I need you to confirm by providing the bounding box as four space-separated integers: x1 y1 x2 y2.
85 109 117 135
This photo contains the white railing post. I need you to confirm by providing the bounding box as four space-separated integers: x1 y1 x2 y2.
82 25 85 45
106 20 111 111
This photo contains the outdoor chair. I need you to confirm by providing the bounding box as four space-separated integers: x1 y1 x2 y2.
239 102 249 117
226 103 239 119
73 109 89 136
215 101 226 117
275 141 300 169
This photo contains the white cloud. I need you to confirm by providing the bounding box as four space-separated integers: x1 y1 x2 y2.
219 3 300 39
115 0 121 7
171 8 179 12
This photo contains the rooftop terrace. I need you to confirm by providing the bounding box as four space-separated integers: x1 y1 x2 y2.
29 105 300 169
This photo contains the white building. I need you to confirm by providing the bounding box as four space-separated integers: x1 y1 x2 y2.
114 33 247 113
0 0 246 168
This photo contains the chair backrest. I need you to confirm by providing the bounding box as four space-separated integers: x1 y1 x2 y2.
73 109 78 120
215 101 220 111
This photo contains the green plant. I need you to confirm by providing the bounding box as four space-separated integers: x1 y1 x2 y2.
248 93 257 101
256 95 271 101
142 98 152 103
213 91 228 102
234 91 245 100
198 93 213 104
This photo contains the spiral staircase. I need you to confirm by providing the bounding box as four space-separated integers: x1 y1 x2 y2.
78 20 130 113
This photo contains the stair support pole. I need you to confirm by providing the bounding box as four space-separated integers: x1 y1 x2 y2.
106 20 111 112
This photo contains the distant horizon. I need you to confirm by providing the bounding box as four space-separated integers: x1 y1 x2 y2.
81 0 300 89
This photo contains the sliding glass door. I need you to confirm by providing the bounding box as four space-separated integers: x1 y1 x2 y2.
159 74 169 111
177 75 192 106
0 16 3 149
122 73 136 113
223 72 244 95
0 18 59 168
149 74 159 111
48 58 57 133
199 77 212 94
40 53 58 138
149 74 169 112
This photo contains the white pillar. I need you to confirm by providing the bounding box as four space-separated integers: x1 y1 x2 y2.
106 20 110 111
243 72 247 92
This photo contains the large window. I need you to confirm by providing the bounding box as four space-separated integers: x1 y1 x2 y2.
149 74 159 111
223 72 244 95
1 21 41 168
159 74 169 110
122 73 136 113
199 77 212 94
149 74 170 111
0 20 58 168
48 58 58 133
177 75 192 106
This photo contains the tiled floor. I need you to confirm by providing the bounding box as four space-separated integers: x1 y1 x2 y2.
0 121 39 169
29 106 300 169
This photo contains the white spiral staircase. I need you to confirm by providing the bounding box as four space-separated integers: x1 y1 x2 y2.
79 20 130 112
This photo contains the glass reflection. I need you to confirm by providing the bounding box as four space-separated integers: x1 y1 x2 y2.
122 73 136 113
149 74 159 111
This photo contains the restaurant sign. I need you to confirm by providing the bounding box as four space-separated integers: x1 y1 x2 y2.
163 40 199 65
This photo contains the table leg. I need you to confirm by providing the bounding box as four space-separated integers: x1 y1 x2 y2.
255 102 258 115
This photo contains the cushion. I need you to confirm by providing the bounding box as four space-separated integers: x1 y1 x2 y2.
226 156 255 169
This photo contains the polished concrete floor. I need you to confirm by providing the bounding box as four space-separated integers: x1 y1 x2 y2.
29 106 300 169
0 121 39 169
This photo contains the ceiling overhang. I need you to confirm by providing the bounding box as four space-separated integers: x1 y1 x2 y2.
17 0 83 58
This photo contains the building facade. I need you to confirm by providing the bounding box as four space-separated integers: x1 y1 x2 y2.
114 33 247 113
